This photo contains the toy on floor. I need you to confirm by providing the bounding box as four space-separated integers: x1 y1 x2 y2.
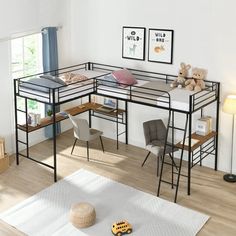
170 62 191 88
112 220 133 236
185 67 206 92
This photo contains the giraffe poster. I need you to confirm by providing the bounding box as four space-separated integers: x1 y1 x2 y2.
148 29 174 64
122 27 146 60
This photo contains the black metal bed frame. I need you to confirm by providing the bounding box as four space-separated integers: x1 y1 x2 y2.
14 62 220 202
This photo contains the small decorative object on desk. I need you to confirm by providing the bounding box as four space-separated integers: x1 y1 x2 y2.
78 105 86 109
46 109 53 117
59 111 68 117
28 113 41 127
111 220 133 235
196 116 212 136
46 109 53 120
91 95 96 105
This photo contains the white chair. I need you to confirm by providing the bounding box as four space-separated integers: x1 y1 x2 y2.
68 114 104 161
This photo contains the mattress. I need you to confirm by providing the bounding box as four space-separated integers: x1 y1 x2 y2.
156 88 216 111
97 80 216 111
97 80 172 106
18 70 107 103
96 79 149 99
18 69 216 111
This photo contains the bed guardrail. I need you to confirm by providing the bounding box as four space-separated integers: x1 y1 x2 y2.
14 62 219 113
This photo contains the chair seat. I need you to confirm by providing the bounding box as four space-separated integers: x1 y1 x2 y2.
146 140 178 156
89 129 103 141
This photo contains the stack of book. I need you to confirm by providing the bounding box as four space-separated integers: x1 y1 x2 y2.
196 116 213 136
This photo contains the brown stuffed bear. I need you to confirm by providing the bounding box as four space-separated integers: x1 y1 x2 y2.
185 68 206 92
170 63 191 88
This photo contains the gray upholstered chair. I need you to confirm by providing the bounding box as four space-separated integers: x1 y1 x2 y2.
68 114 104 161
142 119 178 176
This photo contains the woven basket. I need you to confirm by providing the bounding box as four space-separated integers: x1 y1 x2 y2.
70 202 96 228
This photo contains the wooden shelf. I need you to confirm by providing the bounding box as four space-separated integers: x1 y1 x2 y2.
176 131 217 151
18 102 126 133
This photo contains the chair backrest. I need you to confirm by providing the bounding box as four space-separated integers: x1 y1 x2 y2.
68 114 90 141
143 119 167 146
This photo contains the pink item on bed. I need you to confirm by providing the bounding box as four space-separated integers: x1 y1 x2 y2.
112 69 137 87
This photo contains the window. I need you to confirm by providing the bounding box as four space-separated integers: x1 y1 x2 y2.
11 33 45 122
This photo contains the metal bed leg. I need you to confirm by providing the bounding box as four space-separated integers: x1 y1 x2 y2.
125 101 128 145
14 80 19 165
116 100 119 149
52 97 57 182
25 98 29 159
89 95 92 128
187 113 192 195
215 84 220 171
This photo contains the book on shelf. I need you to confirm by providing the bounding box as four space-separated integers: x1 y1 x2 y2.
180 138 200 147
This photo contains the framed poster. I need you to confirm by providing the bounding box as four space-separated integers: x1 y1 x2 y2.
122 26 146 60
148 29 174 64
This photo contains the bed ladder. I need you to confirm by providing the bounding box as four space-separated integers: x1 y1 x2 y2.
157 111 189 203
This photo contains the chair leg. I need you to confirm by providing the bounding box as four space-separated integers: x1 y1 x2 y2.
141 151 151 167
71 138 77 155
100 136 104 153
86 141 89 161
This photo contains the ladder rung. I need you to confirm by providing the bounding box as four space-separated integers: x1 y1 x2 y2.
173 172 188 178
17 109 26 113
163 161 180 169
168 126 185 131
165 143 177 148
163 161 177 167
18 140 27 145
161 179 177 186
118 131 126 136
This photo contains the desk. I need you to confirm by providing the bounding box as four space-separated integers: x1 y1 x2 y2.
18 102 127 148
176 131 217 167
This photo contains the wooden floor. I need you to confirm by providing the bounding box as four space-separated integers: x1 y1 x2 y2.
0 129 236 235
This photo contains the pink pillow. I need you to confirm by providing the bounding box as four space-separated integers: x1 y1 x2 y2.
112 69 137 87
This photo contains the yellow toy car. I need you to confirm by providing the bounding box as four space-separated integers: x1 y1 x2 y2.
111 220 133 236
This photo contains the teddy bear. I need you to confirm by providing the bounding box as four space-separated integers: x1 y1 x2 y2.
185 68 206 92
170 62 191 88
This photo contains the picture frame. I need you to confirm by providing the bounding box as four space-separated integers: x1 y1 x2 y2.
148 29 174 64
122 26 146 61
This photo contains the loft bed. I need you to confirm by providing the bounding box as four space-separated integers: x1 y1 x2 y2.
14 62 220 202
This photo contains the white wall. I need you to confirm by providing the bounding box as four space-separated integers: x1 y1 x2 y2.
68 0 236 173
0 0 72 153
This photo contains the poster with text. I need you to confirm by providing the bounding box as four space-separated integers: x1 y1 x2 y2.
122 27 146 60
148 29 174 64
